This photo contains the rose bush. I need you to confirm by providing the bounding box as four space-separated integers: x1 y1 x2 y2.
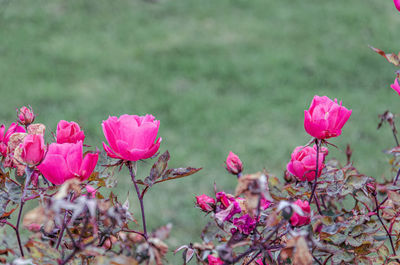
1 8 400 263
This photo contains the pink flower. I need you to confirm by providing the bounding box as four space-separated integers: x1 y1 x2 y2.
196 194 216 212
233 214 256 235
56 120 85 144
17 106 35 126
0 123 26 157
395 0 400 12
391 78 400 96
37 141 98 185
207 255 224 265
286 145 328 181
215 191 241 221
290 199 311 227
256 258 268 265
261 196 271 210
20 134 46 166
102 114 162 161
225 151 243 175
85 185 97 198
304 95 352 139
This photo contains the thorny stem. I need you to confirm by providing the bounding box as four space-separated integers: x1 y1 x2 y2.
14 167 33 257
127 162 148 240
393 130 399 147
244 250 262 265
55 193 73 250
393 167 400 186
373 193 398 261
309 139 320 205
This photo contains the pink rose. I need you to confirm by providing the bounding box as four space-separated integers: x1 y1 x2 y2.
304 95 352 139
207 255 224 265
290 199 311 227
233 214 256 235
395 0 400 11
102 114 162 161
0 123 26 157
196 194 215 212
37 141 98 185
20 134 46 166
287 145 328 181
391 78 400 96
17 106 35 126
225 151 243 175
56 120 85 144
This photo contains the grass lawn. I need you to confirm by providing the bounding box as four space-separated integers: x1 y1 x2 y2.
0 0 400 262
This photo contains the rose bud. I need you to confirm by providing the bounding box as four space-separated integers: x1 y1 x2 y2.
304 95 352 139
207 255 224 265
195 194 215 212
290 199 311 227
56 120 85 144
20 134 46 166
102 114 161 161
286 145 328 182
37 141 98 185
17 106 35 126
225 151 243 176
391 78 400 96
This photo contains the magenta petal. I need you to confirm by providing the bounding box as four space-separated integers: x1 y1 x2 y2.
79 152 99 181
102 142 121 159
66 142 83 175
38 155 73 185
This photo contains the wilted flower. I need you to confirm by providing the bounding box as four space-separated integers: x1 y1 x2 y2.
233 214 256 235
20 134 46 166
17 106 35 126
0 123 25 157
195 194 215 212
286 145 328 181
207 255 224 265
37 141 98 185
102 114 161 161
225 151 243 176
304 95 352 139
391 78 400 96
290 199 311 227
215 191 241 222
56 120 85 144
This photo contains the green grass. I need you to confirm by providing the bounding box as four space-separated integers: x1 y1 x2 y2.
0 0 400 262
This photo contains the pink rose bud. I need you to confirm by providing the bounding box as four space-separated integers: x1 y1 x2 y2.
304 95 352 139
286 145 328 182
56 120 85 144
290 199 311 227
391 78 400 96
215 191 242 221
0 123 26 157
207 255 224 265
225 151 243 175
20 134 46 166
85 185 97 198
195 194 216 212
102 114 161 161
17 106 35 126
37 141 98 185
395 0 400 11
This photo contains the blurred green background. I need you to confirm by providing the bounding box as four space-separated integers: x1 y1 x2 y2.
1 0 400 262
